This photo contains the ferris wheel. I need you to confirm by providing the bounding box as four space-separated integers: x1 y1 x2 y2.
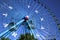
0 0 60 40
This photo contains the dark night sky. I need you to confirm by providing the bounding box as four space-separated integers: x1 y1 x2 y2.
42 0 60 22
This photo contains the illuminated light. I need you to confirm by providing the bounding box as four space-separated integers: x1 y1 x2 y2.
40 18 44 21
3 13 8 17
12 32 17 37
25 15 29 20
3 23 8 28
41 26 45 30
26 15 29 19
8 6 13 9
36 34 40 37
35 10 39 14
28 5 30 8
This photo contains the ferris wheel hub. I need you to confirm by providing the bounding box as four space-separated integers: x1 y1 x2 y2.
24 15 29 21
